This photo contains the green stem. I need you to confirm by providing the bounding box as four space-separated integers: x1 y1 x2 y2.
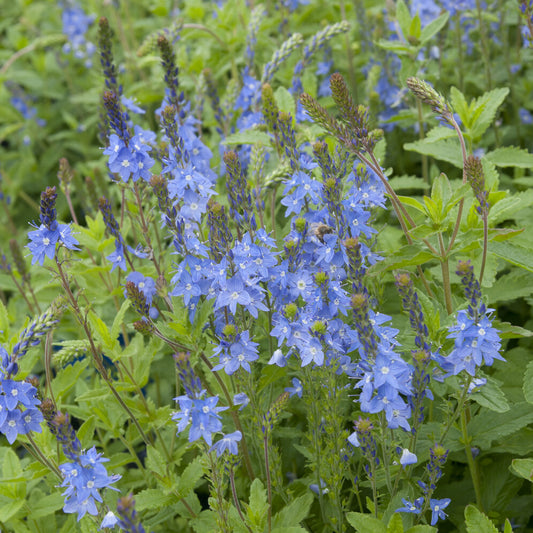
460 408 484 511
438 233 453 315
479 212 488 284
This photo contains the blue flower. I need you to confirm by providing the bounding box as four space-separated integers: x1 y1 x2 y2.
106 242 127 272
172 392 227 446
285 377 303 398
27 226 60 265
211 431 242 457
396 497 424 515
399 448 417 467
429 498 451 526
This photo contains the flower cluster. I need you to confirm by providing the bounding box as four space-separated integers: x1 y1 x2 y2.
27 187 79 266
438 261 503 377
61 1 96 67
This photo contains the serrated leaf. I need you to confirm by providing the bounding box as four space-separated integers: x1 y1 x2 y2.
177 456 205 494
509 458 533 482
389 176 429 190
346 512 387 533
247 478 269 527
367 245 435 276
470 378 509 413
468 402 533 449
272 493 313 528
404 138 463 168
450 86 469 122
135 488 174 511
146 446 168 480
465 505 499 532
485 146 533 168
470 88 509 139
490 241 533 273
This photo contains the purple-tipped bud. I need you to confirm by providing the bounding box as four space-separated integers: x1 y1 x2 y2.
116 493 146 533
261 391 290 435
99 197 123 244
174 352 202 398
98 17 119 92
103 90 130 142
456 260 484 318
40 187 58 231
126 281 150 318
51 411 82 461
157 35 180 112
394 272 429 351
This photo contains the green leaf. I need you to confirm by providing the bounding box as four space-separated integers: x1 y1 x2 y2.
87 309 116 352
135 488 174 511
468 402 533 448
26 493 64 519
272 493 313 528
523 359 533 404
274 86 296 117
503 519 513 533
367 245 435 276
223 130 272 146
176 456 205 495
485 146 533 168
346 512 387 533
110 299 131 340
51 359 88 401
470 88 509 139
404 138 463 168
509 458 533 482
396 0 412 40
465 505 499 532
490 241 533 273
77 415 97 445
0 499 25 522
387 513 404 533
397 195 427 215
449 86 469 123
408 14 421 40
146 446 168 480
247 478 269 528
0 299 8 343
2 448 25 500
470 378 509 413
405 526 437 533
389 176 429 191
419 12 450 44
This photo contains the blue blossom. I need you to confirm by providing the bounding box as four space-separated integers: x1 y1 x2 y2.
106 242 127 272
396 497 424 515
399 448 418 466
27 226 60 265
268 348 287 367
60 446 121 521
429 498 451 526
285 377 303 398
233 393 249 410
211 430 242 457
172 392 227 446
212 330 259 375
